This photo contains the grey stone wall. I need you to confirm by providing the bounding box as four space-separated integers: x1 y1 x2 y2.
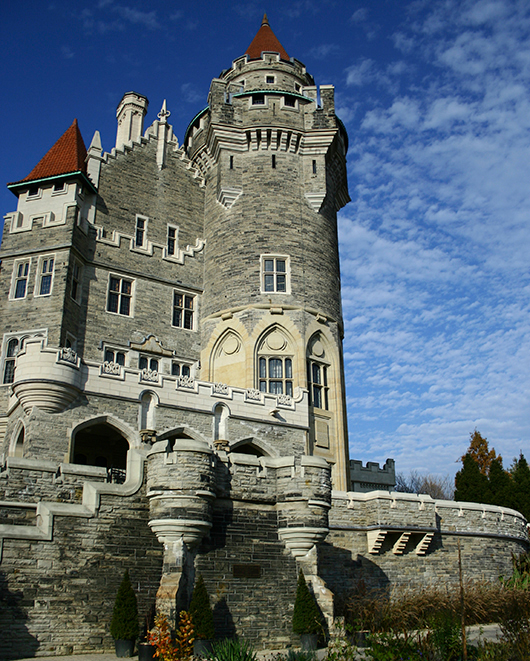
197 500 299 649
0 467 162 660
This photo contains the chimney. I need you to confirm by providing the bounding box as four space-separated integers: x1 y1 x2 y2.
115 92 149 150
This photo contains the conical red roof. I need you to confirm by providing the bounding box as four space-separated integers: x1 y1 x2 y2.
246 14 289 61
21 119 87 183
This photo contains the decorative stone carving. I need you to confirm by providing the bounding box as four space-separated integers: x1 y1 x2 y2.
178 375 195 389
266 331 286 351
246 388 262 401
141 368 159 383
213 382 229 395
102 361 122 375
58 347 78 364
277 393 292 406
222 335 239 355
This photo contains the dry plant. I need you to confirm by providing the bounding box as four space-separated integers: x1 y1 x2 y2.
344 579 530 635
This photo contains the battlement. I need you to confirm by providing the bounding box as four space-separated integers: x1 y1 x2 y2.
350 457 396 492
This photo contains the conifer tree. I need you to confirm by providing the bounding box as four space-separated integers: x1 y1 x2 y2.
488 457 511 507
292 570 321 635
110 570 139 641
510 453 530 520
455 453 490 503
189 573 214 640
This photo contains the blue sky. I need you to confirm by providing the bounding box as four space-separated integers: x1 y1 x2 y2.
2 0 530 479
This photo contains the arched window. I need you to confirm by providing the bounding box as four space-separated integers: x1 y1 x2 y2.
3 338 20 384
256 329 293 396
307 335 330 410
14 426 25 458
258 356 293 395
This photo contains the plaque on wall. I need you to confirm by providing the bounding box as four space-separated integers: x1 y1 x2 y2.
232 564 262 578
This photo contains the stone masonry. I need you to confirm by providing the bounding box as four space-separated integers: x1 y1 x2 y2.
0 15 527 659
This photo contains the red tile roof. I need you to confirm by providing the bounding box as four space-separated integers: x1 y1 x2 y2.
245 14 289 61
21 119 87 183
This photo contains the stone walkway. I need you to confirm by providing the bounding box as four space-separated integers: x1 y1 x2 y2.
11 625 503 661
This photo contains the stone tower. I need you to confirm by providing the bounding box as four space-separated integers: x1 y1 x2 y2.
188 15 351 489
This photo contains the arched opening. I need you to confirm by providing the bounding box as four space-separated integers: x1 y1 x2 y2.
72 423 129 476
140 391 157 431
14 426 24 458
214 403 229 441
232 442 265 457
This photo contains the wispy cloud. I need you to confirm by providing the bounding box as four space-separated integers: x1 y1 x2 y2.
339 0 530 475
81 3 160 34
61 45 74 59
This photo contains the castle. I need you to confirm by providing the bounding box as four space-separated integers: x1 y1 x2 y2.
0 17 527 658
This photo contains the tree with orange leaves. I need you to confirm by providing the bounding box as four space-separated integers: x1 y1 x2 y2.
461 429 501 476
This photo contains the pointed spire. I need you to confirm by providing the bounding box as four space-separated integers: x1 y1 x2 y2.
19 119 87 183
245 15 289 61
158 99 171 124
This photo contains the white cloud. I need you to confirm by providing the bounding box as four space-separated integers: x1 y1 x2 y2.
339 0 530 475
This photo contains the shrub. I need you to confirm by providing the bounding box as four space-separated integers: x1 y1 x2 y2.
206 638 257 661
292 570 321 635
189 573 215 640
110 570 139 641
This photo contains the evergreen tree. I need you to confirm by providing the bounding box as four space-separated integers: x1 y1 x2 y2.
455 454 490 503
292 570 321 635
189 573 214 640
110 570 139 641
488 457 511 508
510 453 530 520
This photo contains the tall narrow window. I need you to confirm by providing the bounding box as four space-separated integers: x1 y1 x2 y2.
261 256 289 293
272 154 276 169
229 155 234 170
37 256 55 296
3 338 19 384
259 356 293 396
107 276 133 316
307 361 329 409
71 261 81 302
312 160 317 174
167 226 177 256
135 216 147 247
172 292 195 330
13 261 30 299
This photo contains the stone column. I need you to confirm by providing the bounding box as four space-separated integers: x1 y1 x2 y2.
146 437 215 622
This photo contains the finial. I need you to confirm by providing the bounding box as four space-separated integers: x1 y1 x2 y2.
158 99 171 124
262 13 269 26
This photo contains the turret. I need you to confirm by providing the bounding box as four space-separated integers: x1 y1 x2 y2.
186 17 351 490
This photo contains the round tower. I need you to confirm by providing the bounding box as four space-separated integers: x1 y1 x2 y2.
186 16 351 490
